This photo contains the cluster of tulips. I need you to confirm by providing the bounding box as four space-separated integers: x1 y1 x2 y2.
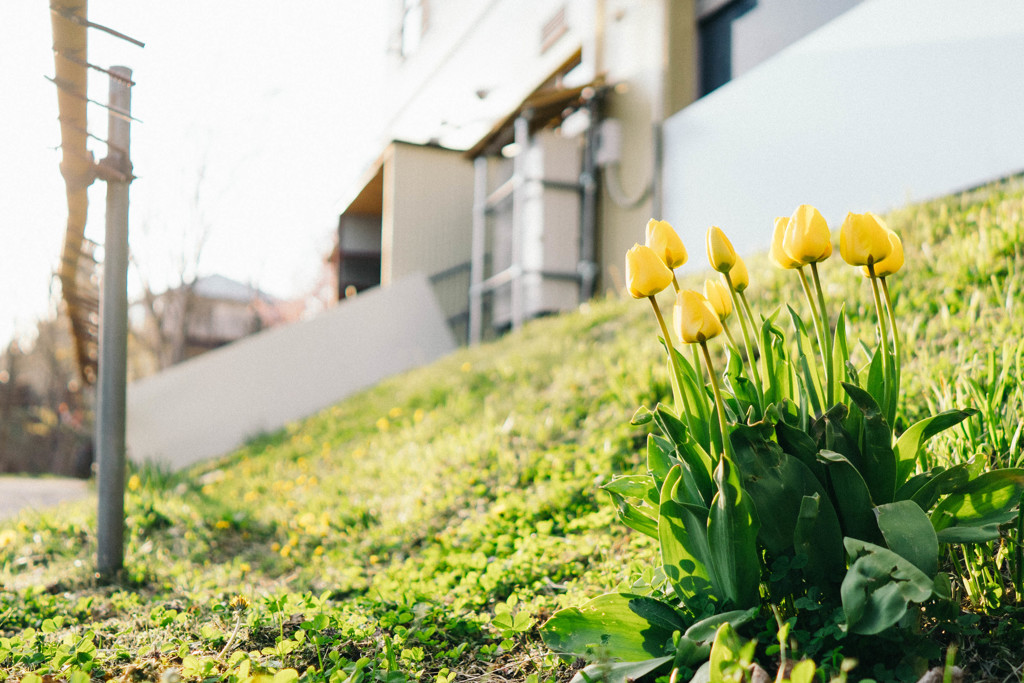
543 204 1024 683
626 205 905 443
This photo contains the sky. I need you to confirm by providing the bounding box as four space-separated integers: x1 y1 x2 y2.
0 1 388 349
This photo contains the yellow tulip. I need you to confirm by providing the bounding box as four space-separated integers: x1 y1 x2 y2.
729 255 749 292
646 219 688 269
674 289 723 344
625 243 673 298
840 212 893 268
863 228 904 277
770 216 802 269
703 279 732 320
706 226 737 273
784 205 832 265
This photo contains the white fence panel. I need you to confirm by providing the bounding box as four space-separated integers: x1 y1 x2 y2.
663 0 1024 259
126 273 455 470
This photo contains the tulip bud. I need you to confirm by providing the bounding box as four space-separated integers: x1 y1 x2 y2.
840 212 893 267
645 219 688 270
703 279 732 320
863 228 904 277
770 216 802 269
707 226 737 273
674 289 723 344
625 243 673 298
729 255 750 292
784 205 832 265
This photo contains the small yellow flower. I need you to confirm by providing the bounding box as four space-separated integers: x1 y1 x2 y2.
243 490 259 503
865 228 904 277
729 255 750 293
645 219 688 269
388 406 403 419
460 362 472 373
784 205 832 265
215 520 231 530
706 226 737 273
413 408 425 423
674 290 723 344
625 244 673 298
770 216 802 269
0 529 17 548
376 417 389 432
127 474 141 492
313 545 325 556
703 279 732 320
238 562 251 573
840 212 892 267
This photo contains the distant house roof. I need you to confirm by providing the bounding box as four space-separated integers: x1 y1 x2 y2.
191 275 277 304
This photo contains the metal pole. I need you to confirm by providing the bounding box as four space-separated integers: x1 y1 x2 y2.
469 156 488 345
96 66 132 576
510 115 529 331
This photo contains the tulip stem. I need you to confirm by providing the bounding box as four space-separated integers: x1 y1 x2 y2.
672 274 681 293
700 340 733 459
809 262 834 408
649 295 698 439
724 273 764 411
881 276 901 422
737 290 766 389
867 266 893 420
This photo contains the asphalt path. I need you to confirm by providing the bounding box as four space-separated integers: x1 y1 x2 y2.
0 476 91 520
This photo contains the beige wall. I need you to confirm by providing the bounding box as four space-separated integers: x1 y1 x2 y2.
126 273 455 470
384 143 475 329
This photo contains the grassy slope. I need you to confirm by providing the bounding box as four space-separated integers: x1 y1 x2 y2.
1 177 1023 682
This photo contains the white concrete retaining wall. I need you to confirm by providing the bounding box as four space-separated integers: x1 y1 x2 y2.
126 273 456 470
663 0 1024 260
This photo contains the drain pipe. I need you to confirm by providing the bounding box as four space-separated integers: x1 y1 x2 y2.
579 88 604 302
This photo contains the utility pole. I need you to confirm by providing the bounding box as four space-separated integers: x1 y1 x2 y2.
94 66 133 576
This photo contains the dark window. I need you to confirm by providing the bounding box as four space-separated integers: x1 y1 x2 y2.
698 0 756 96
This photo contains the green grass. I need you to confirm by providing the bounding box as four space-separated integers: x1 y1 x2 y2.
2 177 1024 682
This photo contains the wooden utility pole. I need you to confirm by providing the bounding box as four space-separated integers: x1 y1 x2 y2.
95 66 133 576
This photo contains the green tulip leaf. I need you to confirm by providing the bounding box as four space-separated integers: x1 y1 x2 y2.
893 410 978 485
832 306 851 404
540 593 686 661
659 466 715 605
602 475 659 508
841 538 937 635
647 434 673 490
654 405 689 450
793 493 843 588
730 421 843 571
569 656 675 683
931 468 1024 538
787 305 823 417
817 450 881 544
842 382 898 504
875 500 938 577
708 456 761 609
607 492 659 539
775 419 826 482
900 464 970 511
631 406 655 426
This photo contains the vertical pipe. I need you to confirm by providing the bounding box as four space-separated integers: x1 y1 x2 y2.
579 91 601 302
510 115 529 331
469 156 488 345
96 66 132 576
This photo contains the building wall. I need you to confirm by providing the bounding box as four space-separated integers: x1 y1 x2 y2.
352 0 882 303
384 142 475 329
127 273 456 470
662 0 1024 263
